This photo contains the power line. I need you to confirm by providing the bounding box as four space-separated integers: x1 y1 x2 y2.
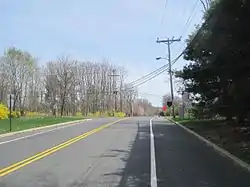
139 92 164 97
91 53 185 96
171 50 185 66
179 0 199 37
130 64 168 85
127 50 185 91
156 37 181 118
130 67 169 88
158 0 169 35
160 0 168 26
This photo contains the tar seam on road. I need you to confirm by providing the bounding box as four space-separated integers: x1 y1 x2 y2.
150 118 157 187
0 120 90 145
0 118 126 177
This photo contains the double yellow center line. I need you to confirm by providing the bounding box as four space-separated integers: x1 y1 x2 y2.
0 118 125 177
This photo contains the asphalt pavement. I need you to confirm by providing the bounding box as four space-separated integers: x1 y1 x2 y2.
0 117 249 187
153 119 250 187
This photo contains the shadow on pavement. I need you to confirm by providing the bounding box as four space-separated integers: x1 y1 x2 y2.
153 120 250 187
103 120 150 187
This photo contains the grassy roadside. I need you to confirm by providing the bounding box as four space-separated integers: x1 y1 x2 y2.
0 116 85 134
171 117 250 164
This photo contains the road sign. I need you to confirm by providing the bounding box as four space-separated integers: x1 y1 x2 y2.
162 105 167 111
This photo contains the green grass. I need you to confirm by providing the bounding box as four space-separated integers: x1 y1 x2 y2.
0 116 85 134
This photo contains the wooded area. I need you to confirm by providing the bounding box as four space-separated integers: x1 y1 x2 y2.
177 0 250 124
0 47 140 117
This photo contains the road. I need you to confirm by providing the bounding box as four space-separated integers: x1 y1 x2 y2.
0 117 250 187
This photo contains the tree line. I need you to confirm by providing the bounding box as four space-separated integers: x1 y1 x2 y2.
176 0 250 124
0 47 139 116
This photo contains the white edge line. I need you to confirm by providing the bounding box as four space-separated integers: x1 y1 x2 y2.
150 118 158 187
169 118 250 172
0 119 92 145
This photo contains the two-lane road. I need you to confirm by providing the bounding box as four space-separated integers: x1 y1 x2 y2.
0 117 250 187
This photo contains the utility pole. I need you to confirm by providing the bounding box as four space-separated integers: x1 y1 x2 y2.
157 37 181 118
109 69 120 115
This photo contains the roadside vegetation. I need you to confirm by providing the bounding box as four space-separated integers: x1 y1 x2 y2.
0 102 128 134
0 43 157 134
0 48 139 119
172 117 250 164
163 0 250 164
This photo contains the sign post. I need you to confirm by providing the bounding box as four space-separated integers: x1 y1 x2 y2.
7 94 14 132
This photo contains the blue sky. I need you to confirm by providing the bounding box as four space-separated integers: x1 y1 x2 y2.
0 0 204 106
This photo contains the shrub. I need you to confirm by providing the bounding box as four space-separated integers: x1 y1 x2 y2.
87 113 94 117
94 111 101 117
26 112 44 117
76 112 83 117
9 111 21 118
102 111 110 117
86 111 126 117
0 103 8 120
114 112 126 117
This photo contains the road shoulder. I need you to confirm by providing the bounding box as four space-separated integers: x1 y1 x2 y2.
169 118 250 172
153 118 250 187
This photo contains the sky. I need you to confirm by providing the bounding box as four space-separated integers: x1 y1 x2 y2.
0 0 204 107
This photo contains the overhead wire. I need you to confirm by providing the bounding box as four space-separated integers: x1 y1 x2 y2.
138 92 164 97
173 0 200 58
127 53 185 89
129 64 168 85
160 0 168 26
105 1 199 94
179 0 200 37
126 50 185 91
158 0 169 35
173 0 204 65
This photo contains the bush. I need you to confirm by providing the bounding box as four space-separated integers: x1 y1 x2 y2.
0 103 8 120
9 111 21 118
76 112 83 117
87 113 94 117
94 111 101 117
102 111 110 117
114 112 126 117
25 112 44 117
86 111 126 117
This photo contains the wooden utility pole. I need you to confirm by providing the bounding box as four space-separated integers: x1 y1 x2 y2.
157 37 181 118
109 69 120 114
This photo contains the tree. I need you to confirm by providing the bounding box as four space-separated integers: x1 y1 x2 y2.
199 0 212 12
177 0 250 124
0 47 142 117
2 48 36 114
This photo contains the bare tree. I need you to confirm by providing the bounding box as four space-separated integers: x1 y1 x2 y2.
2 48 36 114
0 47 143 117
55 56 77 116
